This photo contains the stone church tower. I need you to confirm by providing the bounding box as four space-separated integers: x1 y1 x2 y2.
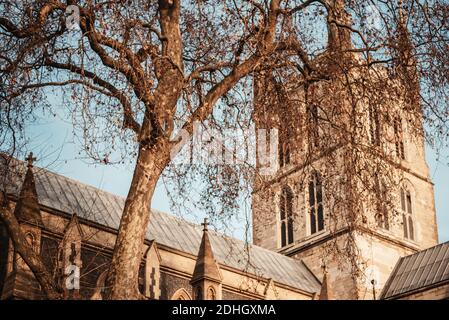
251 0 439 300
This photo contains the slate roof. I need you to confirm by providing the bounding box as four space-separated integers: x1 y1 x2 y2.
1 158 321 294
381 241 449 299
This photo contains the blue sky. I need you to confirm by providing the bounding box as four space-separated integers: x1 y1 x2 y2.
26 104 449 244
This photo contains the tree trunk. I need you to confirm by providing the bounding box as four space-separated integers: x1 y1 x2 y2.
105 145 166 299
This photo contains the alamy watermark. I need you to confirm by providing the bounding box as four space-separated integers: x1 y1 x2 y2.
170 122 279 176
65 265 80 290
65 5 80 31
364 4 383 32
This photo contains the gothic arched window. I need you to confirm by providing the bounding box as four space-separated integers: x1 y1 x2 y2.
171 288 192 300
208 287 216 300
394 116 405 160
400 187 414 240
308 105 320 148
309 172 325 235
280 186 294 247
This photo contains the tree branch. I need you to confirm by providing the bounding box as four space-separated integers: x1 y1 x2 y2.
44 58 141 133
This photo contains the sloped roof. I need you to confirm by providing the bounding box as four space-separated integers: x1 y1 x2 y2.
1 159 321 294
381 241 449 299
13 162 43 226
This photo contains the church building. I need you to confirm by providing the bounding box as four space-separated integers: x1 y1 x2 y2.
0 143 447 300
0 156 322 300
0 1 448 301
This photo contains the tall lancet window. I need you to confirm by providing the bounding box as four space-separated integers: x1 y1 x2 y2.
394 116 405 160
280 186 294 247
279 127 291 168
208 287 216 300
309 172 324 235
400 187 414 240
308 105 320 148
369 105 381 146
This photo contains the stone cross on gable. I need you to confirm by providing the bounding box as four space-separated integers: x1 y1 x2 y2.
26 152 37 168
321 262 327 273
201 218 209 231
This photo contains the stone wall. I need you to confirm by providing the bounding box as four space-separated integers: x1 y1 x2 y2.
160 272 192 300
222 289 254 300
354 232 417 300
290 232 358 300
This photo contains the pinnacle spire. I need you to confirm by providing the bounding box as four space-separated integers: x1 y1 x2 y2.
14 153 43 226
319 271 334 300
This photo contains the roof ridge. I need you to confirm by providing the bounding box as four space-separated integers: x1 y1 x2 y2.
4 157 126 203
155 208 308 267
401 240 449 259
